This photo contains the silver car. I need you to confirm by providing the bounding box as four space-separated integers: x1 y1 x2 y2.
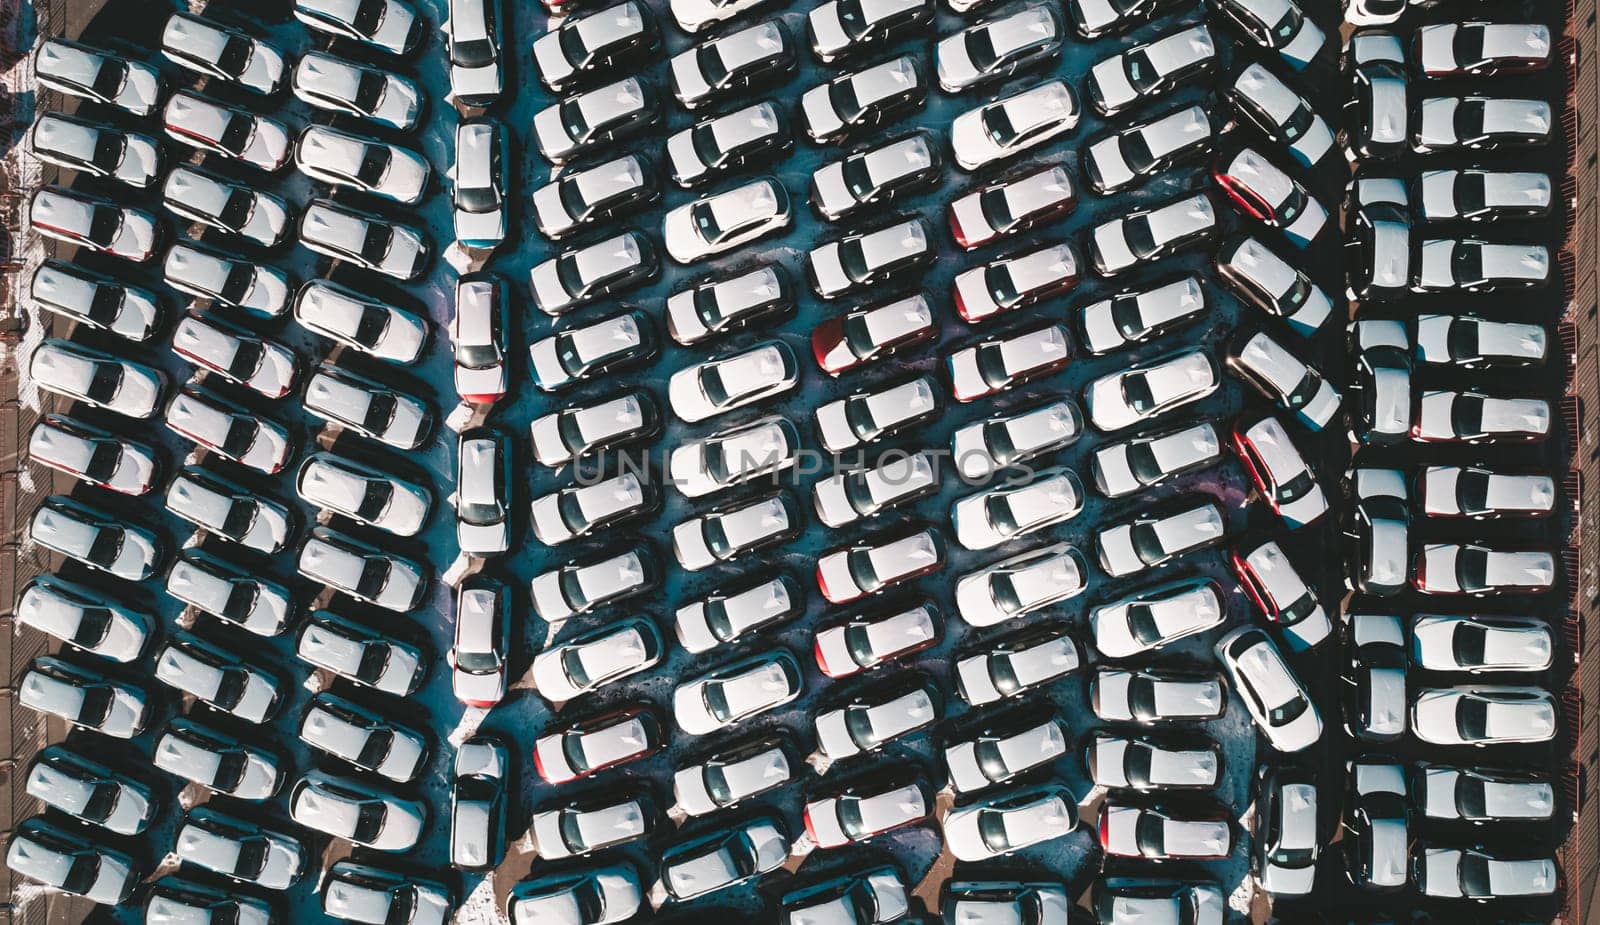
815 375 940 452
299 693 429 782
1231 331 1339 430
293 0 423 55
295 611 426 696
288 770 426 852
674 574 803 654
1086 24 1215 116
943 783 1077 861
1094 881 1223 925
175 807 303 890
292 52 422 131
530 310 652 392
1084 104 1212 194
31 340 165 420
815 682 939 758
303 364 433 450
668 339 798 423
27 414 158 495
673 493 799 571
34 38 159 115
294 279 428 365
661 819 789 901
30 186 159 262
7 817 137 904
1414 542 1556 595
29 112 161 189
165 549 292 637
1085 349 1219 432
531 472 655 545
1210 0 1323 68
153 718 282 799
531 390 658 468
299 200 430 281
1255 766 1318 896
1091 579 1224 658
533 76 655 164
1091 421 1221 498
1096 498 1226 578
30 495 161 581
298 527 428 612
950 399 1082 481
1089 191 1216 276
953 242 1081 324
453 272 509 402
1213 146 1327 246
165 468 293 554
161 12 285 94
950 79 1078 172
296 125 429 205
801 55 926 144
29 261 160 343
162 92 290 171
16 575 150 663
172 311 298 398
1414 96 1552 153
26 746 154 835
163 242 291 318
154 638 280 723
1236 539 1331 650
296 452 430 536
454 119 507 247
164 387 293 474
1100 802 1231 860
19 656 148 738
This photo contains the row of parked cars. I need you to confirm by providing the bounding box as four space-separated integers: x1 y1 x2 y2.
1333 12 1570 912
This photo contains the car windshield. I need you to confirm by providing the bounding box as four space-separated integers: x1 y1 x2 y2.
1457 546 1489 591
703 515 736 558
1111 294 1148 338
1459 853 1493 897
1451 243 1484 285
974 739 1010 782
1285 370 1322 409
1451 395 1484 436
844 705 877 747
838 797 868 838
1123 215 1158 258
704 680 735 723
219 497 258 539
700 44 732 88
61 854 102 896
1130 522 1167 563
1454 172 1487 215
91 58 127 98
218 188 255 232
224 582 258 620
977 810 1012 852
458 155 501 213
1452 623 1488 668
356 145 393 187
1454 27 1486 66
1136 812 1167 855
560 100 591 140
84 440 122 481
219 113 253 155
837 0 870 37
355 556 390 598
354 306 391 348
1455 99 1487 139
226 339 264 379
1281 103 1313 142
988 652 1021 695
842 154 879 199
353 799 387 843
217 35 253 77
556 254 589 298
1271 7 1302 42
974 343 1013 388
70 606 112 648
87 205 122 247
454 38 496 69
360 224 393 264
1126 441 1167 484
965 28 1002 73
830 77 863 121
840 239 872 283
1120 129 1157 174
1447 319 1480 359
982 103 1017 145
1277 470 1317 504
354 71 387 112
1127 604 1163 645
221 263 256 304
91 132 125 172
691 201 726 244
1124 48 1159 92
847 548 879 591
86 283 123 325
86 526 123 567
363 393 397 432
978 188 1014 231
1456 469 1491 514
1122 371 1157 413
983 264 1021 308
85 362 122 403
353 0 388 34
356 479 395 520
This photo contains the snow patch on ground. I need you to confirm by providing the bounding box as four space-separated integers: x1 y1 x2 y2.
455 872 501 924
447 705 488 748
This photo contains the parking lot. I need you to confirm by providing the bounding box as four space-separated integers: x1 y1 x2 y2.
3 0 1585 921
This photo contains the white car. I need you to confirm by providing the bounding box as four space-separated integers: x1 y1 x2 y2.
809 132 938 222
34 38 160 116
808 217 932 300
295 613 424 696
935 6 1062 93
532 790 652 861
953 242 1080 324
299 200 430 281
1215 235 1333 335
947 323 1071 403
531 472 655 545
296 125 429 206
674 574 802 654
1100 803 1231 860
1085 349 1219 432
166 551 292 638
1234 417 1328 528
163 166 291 249
161 12 284 94
814 682 938 760
1214 627 1321 752
532 76 655 164
1084 104 1212 194
530 391 659 468
1234 540 1330 651
292 52 421 131
529 546 656 623
803 776 930 848
26 415 158 495
663 177 792 264
956 626 1081 706
1231 332 1340 430
153 718 282 799
303 365 432 450
16 575 149 663
532 154 655 239
163 243 291 318
297 528 428 612
1079 275 1206 355
296 452 431 536
948 166 1075 250
808 0 930 62
1416 847 1558 901
288 771 425 853
1416 313 1548 368
453 119 507 248
944 716 1069 793
30 113 160 189
1226 63 1333 167
665 412 800 492
19 657 149 738
30 340 165 419
531 616 663 704
299 694 427 782
661 818 788 902
7 818 137 904
800 55 926 144
955 544 1089 627
671 0 769 33
529 231 657 315
1086 732 1222 791
456 429 511 556
668 340 798 423
1097 499 1226 579
30 187 159 262
163 92 290 172
1421 465 1556 519
1089 191 1216 275
667 102 789 188
532 1 658 92
1091 579 1224 658
673 651 803 736
451 273 508 403
294 279 428 364
674 737 794 816
1416 765 1555 823
672 493 799 571
164 387 293 474
1414 543 1556 596
812 601 940 679
813 376 940 453
816 528 944 604
452 577 509 707
510 868 643 924
1091 421 1221 498
29 261 160 342
1213 146 1327 246
812 452 937 528
1210 0 1324 69
1414 390 1550 444
670 21 794 110
164 468 292 554
1411 614 1553 674
951 468 1082 551
943 784 1077 861
950 79 1078 171
1086 24 1215 116
293 0 423 54
1412 686 1557 746
155 639 280 723
446 0 503 105
172 312 297 399
950 400 1082 481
